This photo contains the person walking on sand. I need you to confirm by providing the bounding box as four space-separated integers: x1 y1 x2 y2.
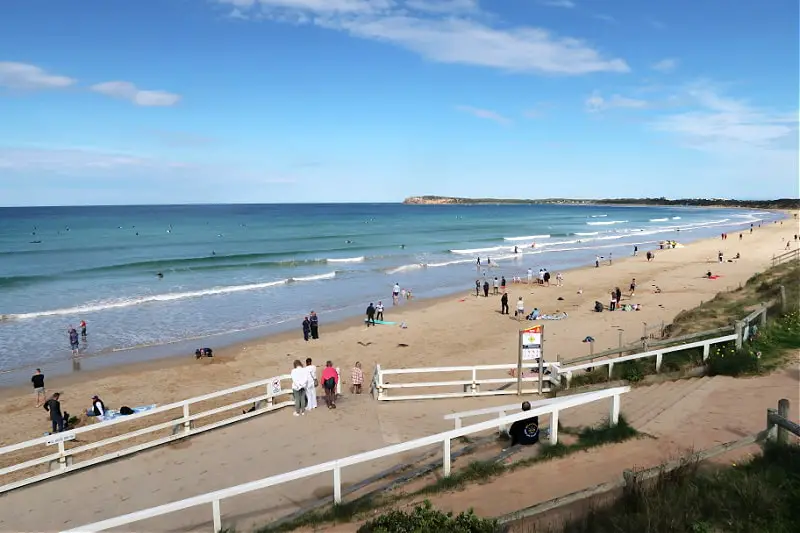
516 296 524 320
302 316 311 341
500 292 509 314
68 327 79 356
321 361 339 409
629 279 636 298
290 360 311 416
305 358 318 410
350 361 364 394
556 272 563 287
309 311 319 339
44 392 64 433
32 368 46 407
376 301 384 321
365 302 376 326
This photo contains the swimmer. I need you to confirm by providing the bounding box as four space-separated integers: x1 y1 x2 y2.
157 272 164 279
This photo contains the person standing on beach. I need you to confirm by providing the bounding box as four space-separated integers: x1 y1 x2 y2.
633 245 638 256
543 270 551 286
305 358 318 410
556 272 563 287
493 277 499 295
68 327 80 356
79 320 87 339
629 279 636 298
376 301 384 321
321 361 339 409
475 279 480 297
302 316 311 341
483 280 490 297
595 256 600 268
309 311 319 339
500 292 509 315
609 291 617 311
527 268 533 284
43 392 64 433
392 283 400 305
500 276 507 292
290 360 310 416
365 303 376 326
350 362 364 394
516 296 524 319
718 251 723 263
32 369 46 407
646 251 653 262
615 287 622 307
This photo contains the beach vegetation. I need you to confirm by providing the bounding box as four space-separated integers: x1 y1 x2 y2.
357 500 501 533
525 442 800 533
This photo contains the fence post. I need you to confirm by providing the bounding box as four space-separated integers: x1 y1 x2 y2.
266 384 274 408
183 403 191 433
471 367 478 395
609 394 620 426
336 368 342 396
212 500 221 533
760 307 767 327
333 463 342 503
57 441 67 469
778 399 790 445
454 417 462 430
702 341 710 361
780 285 787 312
655 352 663 373
766 408 778 442
734 321 744 350
443 438 452 476
607 362 614 380
549 410 559 445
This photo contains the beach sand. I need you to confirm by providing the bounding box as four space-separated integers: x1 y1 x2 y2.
0 214 797 532
0 215 797 448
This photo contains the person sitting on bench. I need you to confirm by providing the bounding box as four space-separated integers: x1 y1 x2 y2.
508 401 540 446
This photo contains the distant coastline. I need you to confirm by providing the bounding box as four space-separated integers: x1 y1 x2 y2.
403 196 800 209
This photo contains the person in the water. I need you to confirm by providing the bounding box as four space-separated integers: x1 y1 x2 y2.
157 272 164 278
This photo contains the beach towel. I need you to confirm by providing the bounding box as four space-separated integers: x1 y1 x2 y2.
95 404 157 422
708 275 721 280
535 312 568 320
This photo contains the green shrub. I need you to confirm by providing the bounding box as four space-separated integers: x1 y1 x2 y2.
707 341 757 376
612 360 647 382
357 500 501 533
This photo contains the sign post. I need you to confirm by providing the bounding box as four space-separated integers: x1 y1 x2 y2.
518 324 544 395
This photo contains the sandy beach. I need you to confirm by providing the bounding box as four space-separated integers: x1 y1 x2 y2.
0 213 796 449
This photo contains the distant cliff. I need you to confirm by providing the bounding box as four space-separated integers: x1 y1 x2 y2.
402 196 800 209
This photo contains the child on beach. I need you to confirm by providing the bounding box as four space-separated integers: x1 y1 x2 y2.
350 362 364 394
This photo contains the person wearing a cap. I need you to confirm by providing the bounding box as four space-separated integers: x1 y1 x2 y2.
90 395 106 417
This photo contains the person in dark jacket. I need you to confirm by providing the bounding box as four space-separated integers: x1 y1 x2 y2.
44 392 64 433
483 280 490 297
302 316 311 341
90 395 106 417
309 311 319 339
508 401 539 446
365 303 376 326
500 292 509 314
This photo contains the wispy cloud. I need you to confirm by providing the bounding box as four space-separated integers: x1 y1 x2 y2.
455 105 512 125
90 81 182 107
651 84 798 152
651 58 678 73
218 0 629 75
593 14 616 24
540 0 576 8
0 62 76 90
585 91 648 113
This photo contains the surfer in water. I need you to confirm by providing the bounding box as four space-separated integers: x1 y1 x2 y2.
157 272 164 279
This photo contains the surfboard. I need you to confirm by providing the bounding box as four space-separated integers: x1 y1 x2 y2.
364 319 397 325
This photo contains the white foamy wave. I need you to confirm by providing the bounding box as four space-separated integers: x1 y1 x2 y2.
590 214 608 218
291 271 336 282
574 232 599 236
587 220 628 226
450 246 508 255
649 218 669 222
0 279 290 321
503 234 550 241
326 256 365 263
427 258 476 268
671 216 681 220
386 263 424 275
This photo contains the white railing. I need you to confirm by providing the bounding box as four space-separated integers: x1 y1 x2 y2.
444 395 569 430
0 374 297 494
63 386 630 533
372 363 561 401
559 334 738 388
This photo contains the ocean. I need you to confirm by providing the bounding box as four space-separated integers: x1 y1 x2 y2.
0 203 779 380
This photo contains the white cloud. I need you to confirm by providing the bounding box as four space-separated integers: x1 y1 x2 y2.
0 62 76 90
0 146 190 172
90 81 182 107
651 58 678 73
593 14 616 23
218 0 629 75
540 0 576 8
455 105 511 125
651 86 797 151
585 91 648 112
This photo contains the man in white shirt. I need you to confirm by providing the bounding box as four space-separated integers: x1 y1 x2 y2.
492 277 499 295
392 283 400 305
376 301 384 321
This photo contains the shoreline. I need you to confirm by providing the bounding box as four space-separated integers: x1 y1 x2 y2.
0 209 791 398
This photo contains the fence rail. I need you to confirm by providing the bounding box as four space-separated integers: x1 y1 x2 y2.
373 363 560 401
771 247 799 267
62 386 631 533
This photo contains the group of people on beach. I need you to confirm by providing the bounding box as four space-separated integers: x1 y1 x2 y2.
290 358 365 415
67 320 87 355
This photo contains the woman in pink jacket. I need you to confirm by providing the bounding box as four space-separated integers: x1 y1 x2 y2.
320 361 339 409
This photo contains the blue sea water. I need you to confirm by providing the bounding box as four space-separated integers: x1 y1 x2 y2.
0 203 779 377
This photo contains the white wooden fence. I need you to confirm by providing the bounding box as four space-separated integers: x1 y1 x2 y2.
558 334 737 388
444 396 571 430
62 386 630 533
372 363 561 401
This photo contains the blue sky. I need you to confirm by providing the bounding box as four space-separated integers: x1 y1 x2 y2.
0 0 797 206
